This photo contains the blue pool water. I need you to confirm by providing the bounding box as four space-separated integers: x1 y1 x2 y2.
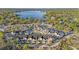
16 11 44 19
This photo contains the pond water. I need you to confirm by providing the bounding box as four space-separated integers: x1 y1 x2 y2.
16 11 44 19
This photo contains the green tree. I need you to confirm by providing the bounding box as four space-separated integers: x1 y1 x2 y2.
23 44 28 50
0 31 6 48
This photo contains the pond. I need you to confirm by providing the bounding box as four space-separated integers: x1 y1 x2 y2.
16 11 45 19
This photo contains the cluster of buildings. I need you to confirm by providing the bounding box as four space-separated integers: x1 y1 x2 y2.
0 23 73 49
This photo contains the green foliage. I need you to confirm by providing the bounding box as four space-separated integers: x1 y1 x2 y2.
0 9 79 50
47 19 54 23
23 44 28 50
54 24 64 30
16 44 22 50
0 31 6 48
0 31 4 37
60 38 73 50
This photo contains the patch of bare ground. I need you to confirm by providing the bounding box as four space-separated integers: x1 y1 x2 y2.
71 33 79 49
